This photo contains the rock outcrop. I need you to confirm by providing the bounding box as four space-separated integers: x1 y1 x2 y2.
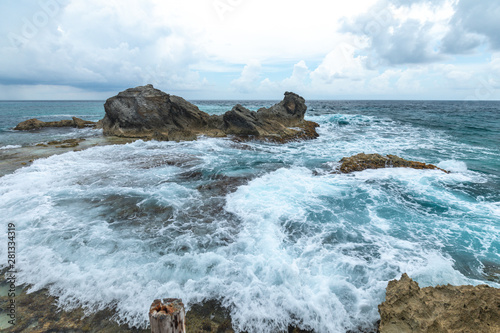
338 153 448 173
101 84 318 142
378 273 500 333
14 117 96 130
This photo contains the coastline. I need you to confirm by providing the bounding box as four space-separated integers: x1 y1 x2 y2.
1 97 499 332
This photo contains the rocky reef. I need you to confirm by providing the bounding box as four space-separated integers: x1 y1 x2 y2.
101 84 319 142
378 273 500 333
14 117 96 130
338 153 448 173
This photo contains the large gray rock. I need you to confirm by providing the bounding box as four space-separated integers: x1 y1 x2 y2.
101 85 318 142
102 84 213 141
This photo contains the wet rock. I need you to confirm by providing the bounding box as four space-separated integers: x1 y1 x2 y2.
101 85 318 142
196 175 251 196
0 270 148 333
45 138 85 148
185 300 234 333
338 153 448 173
14 117 96 130
378 273 500 333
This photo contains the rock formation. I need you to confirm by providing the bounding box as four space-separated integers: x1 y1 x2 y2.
101 84 319 142
378 273 500 333
14 117 96 130
338 153 448 173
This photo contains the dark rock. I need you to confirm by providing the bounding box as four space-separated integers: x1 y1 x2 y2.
197 175 252 196
102 84 212 140
101 85 318 142
223 104 261 136
14 117 96 131
338 153 448 173
378 273 500 333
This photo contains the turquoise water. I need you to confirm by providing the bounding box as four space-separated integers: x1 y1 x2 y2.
0 100 499 332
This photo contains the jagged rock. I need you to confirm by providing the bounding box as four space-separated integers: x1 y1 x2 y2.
378 273 500 333
101 84 318 142
14 117 96 130
338 153 448 173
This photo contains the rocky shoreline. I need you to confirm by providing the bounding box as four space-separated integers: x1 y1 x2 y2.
3 269 498 333
6 87 500 332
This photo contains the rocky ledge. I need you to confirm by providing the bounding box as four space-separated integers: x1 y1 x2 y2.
101 84 319 142
379 273 500 333
338 153 448 173
14 117 96 130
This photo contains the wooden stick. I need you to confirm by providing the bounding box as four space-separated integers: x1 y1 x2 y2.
149 298 186 333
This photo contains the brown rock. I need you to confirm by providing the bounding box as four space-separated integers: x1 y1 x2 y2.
378 273 500 333
338 153 448 173
14 118 96 131
72 117 96 128
14 118 46 130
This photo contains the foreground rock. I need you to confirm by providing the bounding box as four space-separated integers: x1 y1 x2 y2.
378 273 500 333
101 84 319 142
14 117 96 130
338 153 448 173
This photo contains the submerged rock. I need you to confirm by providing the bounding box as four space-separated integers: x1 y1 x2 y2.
338 153 448 173
101 84 319 142
14 117 96 130
378 273 500 333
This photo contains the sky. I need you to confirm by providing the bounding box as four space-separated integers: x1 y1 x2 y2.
0 0 499 100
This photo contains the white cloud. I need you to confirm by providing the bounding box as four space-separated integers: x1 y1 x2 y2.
231 60 262 93
0 0 498 99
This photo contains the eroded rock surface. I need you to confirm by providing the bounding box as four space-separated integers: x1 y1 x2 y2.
338 153 448 173
378 273 500 333
14 117 96 130
101 84 318 142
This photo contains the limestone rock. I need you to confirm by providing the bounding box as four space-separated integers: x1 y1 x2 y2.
338 153 448 173
14 118 46 130
14 117 96 130
378 273 500 333
101 85 318 142
102 84 211 140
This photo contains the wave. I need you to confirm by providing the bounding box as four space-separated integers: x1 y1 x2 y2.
0 144 21 150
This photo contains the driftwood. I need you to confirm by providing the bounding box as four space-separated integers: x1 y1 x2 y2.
149 298 186 333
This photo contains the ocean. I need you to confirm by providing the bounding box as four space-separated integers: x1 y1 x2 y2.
0 99 499 332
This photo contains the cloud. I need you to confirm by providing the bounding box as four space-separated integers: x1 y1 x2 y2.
231 60 262 93
0 0 208 95
442 0 500 53
310 44 368 83
341 0 453 66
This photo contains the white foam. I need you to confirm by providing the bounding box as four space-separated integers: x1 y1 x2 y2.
438 160 468 173
0 145 21 150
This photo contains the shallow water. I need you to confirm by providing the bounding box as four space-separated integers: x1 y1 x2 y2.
0 100 499 332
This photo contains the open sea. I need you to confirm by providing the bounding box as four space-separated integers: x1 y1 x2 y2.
0 99 499 332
